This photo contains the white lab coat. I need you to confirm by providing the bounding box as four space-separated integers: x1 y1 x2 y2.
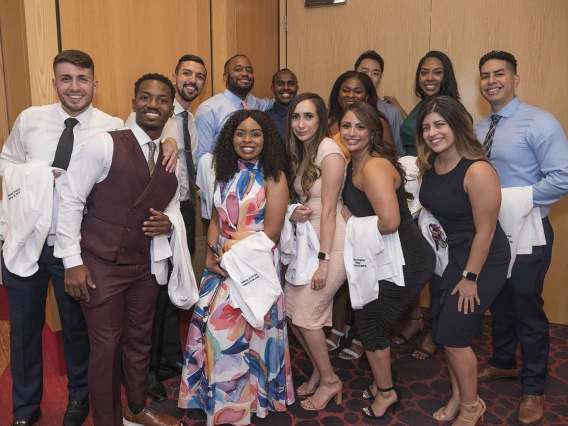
418 209 449 277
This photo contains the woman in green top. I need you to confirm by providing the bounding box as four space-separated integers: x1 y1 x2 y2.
390 51 468 361
386 51 461 156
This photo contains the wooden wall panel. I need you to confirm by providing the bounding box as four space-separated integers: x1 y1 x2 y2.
0 0 32 129
23 0 58 106
235 0 279 99
59 0 212 121
211 0 236 95
285 0 431 110
0 35 9 145
430 0 568 325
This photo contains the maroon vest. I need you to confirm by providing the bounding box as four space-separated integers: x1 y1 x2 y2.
80 129 178 265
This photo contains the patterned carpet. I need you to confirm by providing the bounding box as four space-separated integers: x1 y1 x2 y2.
156 315 568 426
0 314 567 425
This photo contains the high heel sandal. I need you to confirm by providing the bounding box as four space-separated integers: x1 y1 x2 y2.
392 315 423 345
454 396 486 425
296 379 320 397
326 326 350 351
301 379 343 411
362 385 403 420
362 367 399 399
433 389 460 421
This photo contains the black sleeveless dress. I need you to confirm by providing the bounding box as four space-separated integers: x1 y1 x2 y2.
342 162 435 351
420 158 511 347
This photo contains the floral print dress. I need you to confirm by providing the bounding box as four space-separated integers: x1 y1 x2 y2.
178 160 294 426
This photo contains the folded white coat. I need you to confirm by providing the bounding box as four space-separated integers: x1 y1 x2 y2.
0 160 54 277
418 209 449 277
280 203 320 286
151 207 199 310
499 186 546 277
196 152 215 220
344 215 405 310
221 231 282 329
398 156 422 219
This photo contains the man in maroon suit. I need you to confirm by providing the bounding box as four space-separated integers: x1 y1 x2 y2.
55 73 182 426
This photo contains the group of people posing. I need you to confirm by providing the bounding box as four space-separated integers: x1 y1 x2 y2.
2 46 567 426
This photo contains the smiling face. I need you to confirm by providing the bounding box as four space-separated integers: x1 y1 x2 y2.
224 56 254 97
356 58 382 89
173 60 207 104
271 70 298 107
339 110 371 154
233 117 264 162
52 62 98 116
291 100 319 144
132 79 174 139
480 59 520 112
419 57 444 98
338 78 368 109
421 111 456 155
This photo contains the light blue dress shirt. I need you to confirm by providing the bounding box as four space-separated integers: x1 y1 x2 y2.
195 89 273 166
474 97 568 216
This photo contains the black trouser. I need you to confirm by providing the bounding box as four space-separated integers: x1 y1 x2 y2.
149 201 195 372
3 244 89 420
488 218 553 395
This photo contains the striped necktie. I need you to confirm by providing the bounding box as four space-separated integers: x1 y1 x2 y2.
483 114 501 158
241 99 249 110
147 141 156 176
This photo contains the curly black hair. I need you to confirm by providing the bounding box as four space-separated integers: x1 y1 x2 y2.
213 110 291 184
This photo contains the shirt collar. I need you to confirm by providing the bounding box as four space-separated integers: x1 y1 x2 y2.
271 102 288 117
174 98 190 116
57 103 94 127
130 122 161 148
494 96 521 118
222 89 250 108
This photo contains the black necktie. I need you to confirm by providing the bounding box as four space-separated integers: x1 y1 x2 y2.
52 118 79 170
483 114 501 159
181 111 196 206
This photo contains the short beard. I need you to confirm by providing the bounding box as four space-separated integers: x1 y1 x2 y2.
177 83 199 103
227 78 253 97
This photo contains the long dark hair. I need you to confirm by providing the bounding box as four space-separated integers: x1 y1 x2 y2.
286 93 330 202
415 96 486 177
328 71 380 125
339 102 412 200
414 51 460 100
213 109 290 184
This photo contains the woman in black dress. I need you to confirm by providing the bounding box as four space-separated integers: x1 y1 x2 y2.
339 102 435 419
417 96 510 425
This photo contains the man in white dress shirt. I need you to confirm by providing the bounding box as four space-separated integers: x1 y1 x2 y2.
0 50 120 426
55 73 182 426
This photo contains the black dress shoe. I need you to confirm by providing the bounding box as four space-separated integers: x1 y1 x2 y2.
148 371 168 401
63 399 89 426
12 408 41 425
160 357 183 373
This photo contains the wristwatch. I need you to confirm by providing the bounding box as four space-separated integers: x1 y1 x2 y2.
462 270 478 282
318 252 330 261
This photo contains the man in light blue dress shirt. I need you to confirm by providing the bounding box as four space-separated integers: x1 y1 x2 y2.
474 50 568 426
194 54 273 167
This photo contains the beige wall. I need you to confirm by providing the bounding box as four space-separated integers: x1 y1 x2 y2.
284 0 568 324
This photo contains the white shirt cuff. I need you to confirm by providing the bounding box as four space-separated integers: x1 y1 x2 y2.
63 255 84 269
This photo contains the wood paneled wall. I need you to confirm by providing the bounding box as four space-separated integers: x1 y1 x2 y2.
284 0 568 324
212 0 280 98
58 0 212 120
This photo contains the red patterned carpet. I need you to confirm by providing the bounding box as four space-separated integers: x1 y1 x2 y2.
1 314 567 425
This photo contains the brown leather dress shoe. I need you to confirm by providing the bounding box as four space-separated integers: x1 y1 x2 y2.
123 406 181 426
516 395 544 426
478 363 519 382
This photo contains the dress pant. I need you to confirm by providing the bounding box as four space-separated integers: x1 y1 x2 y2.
81 250 159 426
149 201 195 373
488 217 553 395
2 243 89 420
